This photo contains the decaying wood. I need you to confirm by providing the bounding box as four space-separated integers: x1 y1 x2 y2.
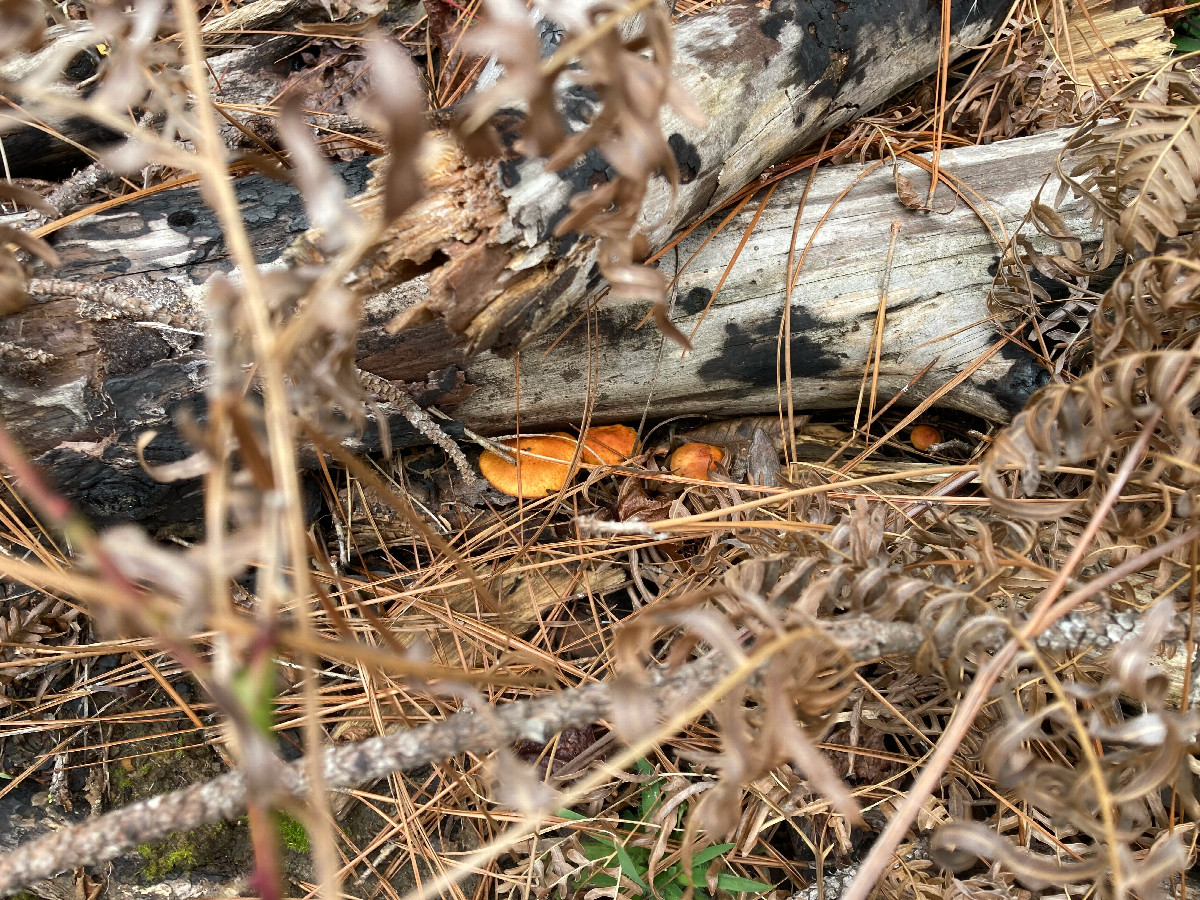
0 0 388 176
5 126 1090 526
440 127 1092 435
298 0 1012 355
1 0 1022 524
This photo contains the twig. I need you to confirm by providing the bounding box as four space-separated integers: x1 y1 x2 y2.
40 160 115 221
27 277 204 330
355 367 483 484
789 839 929 900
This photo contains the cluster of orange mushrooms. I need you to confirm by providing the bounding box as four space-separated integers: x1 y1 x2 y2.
477 425 727 499
477 422 944 499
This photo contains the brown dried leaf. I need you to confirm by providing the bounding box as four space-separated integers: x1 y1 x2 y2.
278 95 362 251
894 170 922 209
457 0 702 332
362 40 427 223
0 0 47 55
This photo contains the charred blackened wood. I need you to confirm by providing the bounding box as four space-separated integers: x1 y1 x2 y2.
379 128 1094 433
1 0 1024 526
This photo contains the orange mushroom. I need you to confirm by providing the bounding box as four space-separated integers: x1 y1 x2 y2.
668 442 725 481
910 424 943 452
479 433 577 498
581 424 638 465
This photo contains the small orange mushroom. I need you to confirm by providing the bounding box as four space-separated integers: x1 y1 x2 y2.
479 433 577 498
581 424 638 465
668 442 725 481
910 424 943 452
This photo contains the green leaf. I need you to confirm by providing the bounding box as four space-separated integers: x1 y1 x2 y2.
689 843 736 867
639 785 662 820
581 839 617 862
614 843 649 892
634 758 666 823
556 808 587 821
654 863 680 887
661 883 685 900
231 661 277 736
587 874 618 889
715 873 776 893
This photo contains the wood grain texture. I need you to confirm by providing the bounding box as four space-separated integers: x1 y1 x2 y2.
323 0 1014 355
12 128 1091 526
406 127 1096 433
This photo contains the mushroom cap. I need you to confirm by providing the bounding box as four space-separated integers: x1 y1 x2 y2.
479 433 577 498
910 424 943 452
581 424 638 465
668 442 725 481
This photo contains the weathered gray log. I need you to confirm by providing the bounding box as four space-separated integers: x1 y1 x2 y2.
300 0 1013 355
1 0 1021 525
5 127 1090 526
442 127 1091 434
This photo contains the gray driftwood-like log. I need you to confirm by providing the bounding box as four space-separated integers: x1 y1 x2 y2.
296 0 1012 354
1 0 1021 525
6 128 1089 527
439 127 1092 435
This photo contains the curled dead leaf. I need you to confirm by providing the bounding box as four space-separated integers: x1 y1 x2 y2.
893 169 923 209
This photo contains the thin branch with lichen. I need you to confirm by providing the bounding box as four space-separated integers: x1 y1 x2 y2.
0 605 1177 898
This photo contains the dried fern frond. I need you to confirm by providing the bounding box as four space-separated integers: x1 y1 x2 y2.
455 0 703 339
1060 68 1200 253
989 67 1200 376
981 347 1200 529
1092 236 1200 360
933 601 1198 900
950 0 1171 143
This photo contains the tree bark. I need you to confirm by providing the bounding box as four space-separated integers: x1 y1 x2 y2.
1 0 1022 526
441 127 1091 435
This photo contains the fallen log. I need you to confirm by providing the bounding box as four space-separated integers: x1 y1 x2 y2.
1 0 1022 525
5 126 1092 526
440 127 1093 434
305 0 1013 354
